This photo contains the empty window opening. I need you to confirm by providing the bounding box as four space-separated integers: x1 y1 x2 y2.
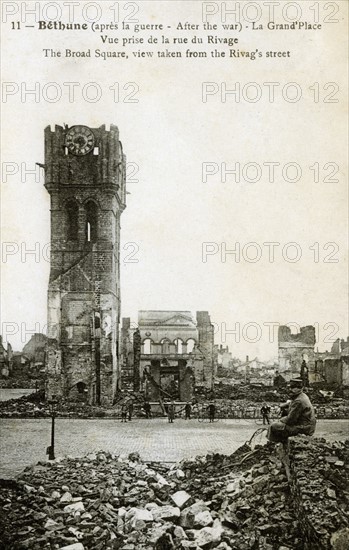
174 339 183 354
143 339 152 354
76 381 87 394
85 201 98 242
186 339 195 353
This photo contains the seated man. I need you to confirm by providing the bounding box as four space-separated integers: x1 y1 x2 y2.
267 378 316 443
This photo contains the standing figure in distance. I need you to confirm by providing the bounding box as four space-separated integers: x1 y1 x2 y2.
121 404 127 422
185 402 192 420
207 401 216 423
260 403 271 425
168 401 175 423
128 401 134 421
144 400 151 418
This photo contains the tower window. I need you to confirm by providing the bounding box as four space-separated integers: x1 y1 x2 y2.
85 201 98 242
66 200 78 240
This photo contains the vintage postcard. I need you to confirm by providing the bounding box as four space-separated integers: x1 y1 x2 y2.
1 1 348 549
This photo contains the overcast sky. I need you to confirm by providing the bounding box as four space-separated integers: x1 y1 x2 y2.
1 1 348 359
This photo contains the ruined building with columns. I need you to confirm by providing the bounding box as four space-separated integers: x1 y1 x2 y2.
120 310 216 401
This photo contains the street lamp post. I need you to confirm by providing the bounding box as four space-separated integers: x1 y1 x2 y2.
46 398 57 460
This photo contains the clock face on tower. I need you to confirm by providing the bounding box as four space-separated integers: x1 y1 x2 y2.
65 125 95 156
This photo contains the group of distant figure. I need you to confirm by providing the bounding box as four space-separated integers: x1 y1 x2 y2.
120 377 317 445
120 400 217 423
168 401 217 423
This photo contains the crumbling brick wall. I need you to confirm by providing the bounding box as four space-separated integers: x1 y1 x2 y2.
196 311 215 388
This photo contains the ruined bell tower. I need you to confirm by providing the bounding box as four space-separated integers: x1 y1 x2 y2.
44 124 126 405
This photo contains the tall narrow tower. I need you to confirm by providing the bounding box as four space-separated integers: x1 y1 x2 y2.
44 124 126 405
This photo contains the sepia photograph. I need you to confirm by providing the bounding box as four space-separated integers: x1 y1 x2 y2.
1 1 348 549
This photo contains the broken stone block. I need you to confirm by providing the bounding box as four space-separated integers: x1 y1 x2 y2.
60 491 73 503
145 502 159 511
226 479 242 494
118 507 127 517
64 501 85 514
44 518 59 530
180 510 195 529
194 518 223 547
171 490 191 509
156 473 169 486
194 510 213 527
174 526 188 540
125 507 153 522
152 505 181 522
148 522 173 545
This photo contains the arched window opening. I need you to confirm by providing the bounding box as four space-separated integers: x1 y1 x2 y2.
186 339 195 353
66 200 78 241
76 381 86 394
143 338 152 355
85 201 98 242
174 338 183 354
161 338 170 354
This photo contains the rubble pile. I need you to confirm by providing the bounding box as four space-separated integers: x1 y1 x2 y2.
178 445 302 549
208 384 287 403
0 377 39 389
1 437 348 549
0 391 48 417
0 393 117 419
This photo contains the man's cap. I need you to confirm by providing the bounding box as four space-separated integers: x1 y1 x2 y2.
289 378 303 388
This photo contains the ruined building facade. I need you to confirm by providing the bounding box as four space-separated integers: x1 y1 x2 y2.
45 124 126 405
315 337 349 387
278 325 316 382
120 311 215 401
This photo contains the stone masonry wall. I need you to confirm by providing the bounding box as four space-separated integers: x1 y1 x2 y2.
284 437 349 549
45 124 126 405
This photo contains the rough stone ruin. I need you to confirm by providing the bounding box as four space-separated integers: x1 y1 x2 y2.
278 325 316 382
